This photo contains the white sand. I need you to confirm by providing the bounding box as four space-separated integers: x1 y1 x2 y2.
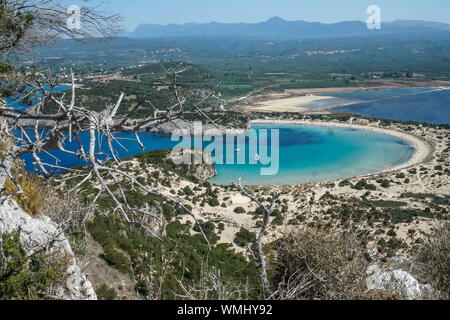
249 95 337 112
250 119 431 174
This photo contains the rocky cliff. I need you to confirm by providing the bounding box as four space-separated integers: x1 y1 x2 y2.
0 199 97 300
169 147 217 181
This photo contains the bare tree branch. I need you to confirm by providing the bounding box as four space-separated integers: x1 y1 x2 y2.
1 67 226 248
234 175 277 297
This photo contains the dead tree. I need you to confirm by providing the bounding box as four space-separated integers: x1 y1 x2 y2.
235 175 278 297
0 66 226 247
1 0 122 55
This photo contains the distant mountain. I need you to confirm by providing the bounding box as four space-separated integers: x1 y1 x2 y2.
128 17 450 40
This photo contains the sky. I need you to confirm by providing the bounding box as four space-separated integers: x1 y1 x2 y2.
77 0 450 31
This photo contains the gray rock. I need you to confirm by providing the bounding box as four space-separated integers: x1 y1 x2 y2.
149 119 246 136
169 147 217 180
366 269 425 300
0 199 97 300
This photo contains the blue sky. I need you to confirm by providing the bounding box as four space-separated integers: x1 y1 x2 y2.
78 0 450 31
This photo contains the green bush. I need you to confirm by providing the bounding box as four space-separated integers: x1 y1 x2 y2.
0 232 63 300
88 215 261 299
100 245 131 274
161 203 175 221
352 180 377 191
379 179 391 188
234 228 257 248
338 180 352 187
208 198 220 207
396 173 406 179
183 186 194 196
271 210 284 226
234 207 246 214
96 284 117 300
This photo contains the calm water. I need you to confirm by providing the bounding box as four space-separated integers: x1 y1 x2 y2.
211 124 414 185
7 86 71 110
332 88 450 124
19 124 414 186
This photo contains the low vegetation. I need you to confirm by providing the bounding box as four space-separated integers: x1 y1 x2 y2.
0 232 66 300
414 223 449 300
3 169 47 216
268 226 375 299
88 215 262 300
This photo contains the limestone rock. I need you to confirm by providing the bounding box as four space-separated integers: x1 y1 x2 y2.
149 119 245 136
0 199 97 300
169 147 217 180
366 269 424 300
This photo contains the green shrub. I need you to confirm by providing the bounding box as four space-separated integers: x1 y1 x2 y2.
0 232 63 300
208 198 220 207
234 207 246 214
88 215 261 299
161 203 175 221
352 180 376 191
271 210 284 226
234 228 257 248
379 179 391 188
338 180 352 187
183 186 194 196
96 284 117 300
100 245 131 274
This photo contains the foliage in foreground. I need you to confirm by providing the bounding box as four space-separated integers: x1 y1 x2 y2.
268 226 375 300
88 214 262 300
414 223 450 300
3 169 47 216
0 232 65 300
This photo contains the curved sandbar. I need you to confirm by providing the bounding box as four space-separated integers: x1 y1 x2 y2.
250 119 431 177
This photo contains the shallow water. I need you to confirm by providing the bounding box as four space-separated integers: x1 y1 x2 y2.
332 88 450 124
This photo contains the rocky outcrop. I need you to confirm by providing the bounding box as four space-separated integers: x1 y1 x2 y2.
169 147 217 180
365 252 431 300
148 119 246 136
366 267 426 300
349 117 370 126
0 199 97 300
189 150 217 181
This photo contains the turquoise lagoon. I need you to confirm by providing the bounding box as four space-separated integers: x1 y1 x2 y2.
210 123 414 185
20 123 415 186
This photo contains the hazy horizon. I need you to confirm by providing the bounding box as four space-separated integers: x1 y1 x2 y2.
63 0 450 31
128 16 450 29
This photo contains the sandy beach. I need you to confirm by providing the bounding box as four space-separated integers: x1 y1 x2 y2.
248 94 346 112
243 82 450 113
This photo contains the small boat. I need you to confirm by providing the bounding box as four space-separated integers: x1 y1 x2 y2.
235 148 241 152
254 154 260 161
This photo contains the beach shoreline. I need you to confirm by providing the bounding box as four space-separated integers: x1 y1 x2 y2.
242 83 450 113
250 119 431 180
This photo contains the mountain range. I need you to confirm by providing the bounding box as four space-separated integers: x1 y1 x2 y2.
125 17 450 40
